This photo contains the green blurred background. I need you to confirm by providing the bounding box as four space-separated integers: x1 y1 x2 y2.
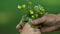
0 0 60 34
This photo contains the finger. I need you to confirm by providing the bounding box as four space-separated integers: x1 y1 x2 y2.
16 24 23 32
16 18 24 29
41 26 58 32
16 23 23 32
43 14 56 26
16 24 23 30
32 15 46 25
17 18 24 29
17 25 23 32
16 18 24 32
19 18 24 24
56 14 60 24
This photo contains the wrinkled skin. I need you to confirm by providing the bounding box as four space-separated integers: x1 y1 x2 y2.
16 14 60 34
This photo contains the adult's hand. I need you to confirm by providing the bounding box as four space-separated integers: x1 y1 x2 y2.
32 14 60 32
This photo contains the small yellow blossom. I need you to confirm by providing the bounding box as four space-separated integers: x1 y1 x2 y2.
40 6 44 10
35 14 38 17
22 4 26 8
41 6 44 8
18 5 22 9
29 2 32 5
32 15 35 18
30 10 34 14
40 12 43 14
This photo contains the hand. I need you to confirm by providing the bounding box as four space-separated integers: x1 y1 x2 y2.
32 14 60 32
16 18 41 34
20 23 41 34
16 14 60 33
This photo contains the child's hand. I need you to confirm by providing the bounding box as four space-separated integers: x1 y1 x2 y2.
16 18 24 32
20 23 41 34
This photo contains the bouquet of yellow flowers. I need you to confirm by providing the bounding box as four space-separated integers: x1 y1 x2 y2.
17 0 48 27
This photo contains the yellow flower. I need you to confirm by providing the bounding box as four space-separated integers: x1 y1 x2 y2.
18 5 22 9
40 6 44 10
29 2 32 5
32 15 35 18
22 4 26 8
30 10 34 14
40 12 43 14
35 14 38 17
